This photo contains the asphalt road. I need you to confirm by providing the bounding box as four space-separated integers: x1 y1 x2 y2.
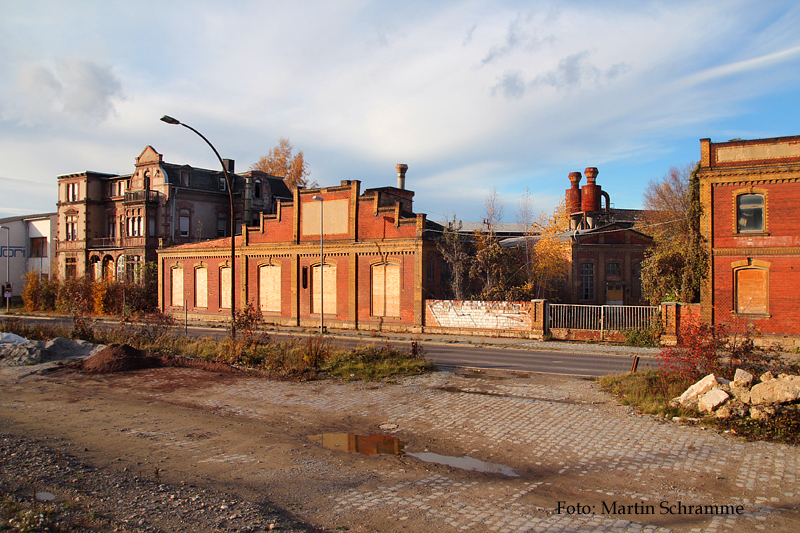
1 315 659 377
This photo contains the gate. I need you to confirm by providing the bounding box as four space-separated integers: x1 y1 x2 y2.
548 304 659 340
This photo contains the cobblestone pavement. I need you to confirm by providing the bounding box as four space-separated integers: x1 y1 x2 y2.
2 363 797 532
165 370 797 533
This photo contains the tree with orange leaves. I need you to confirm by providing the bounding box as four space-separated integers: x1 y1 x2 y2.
250 137 314 190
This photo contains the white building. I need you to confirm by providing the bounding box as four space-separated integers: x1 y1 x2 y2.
0 213 57 301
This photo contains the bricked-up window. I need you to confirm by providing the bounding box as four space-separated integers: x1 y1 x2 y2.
220 267 232 309
259 264 281 312
579 263 595 301
737 194 764 233
736 268 768 315
372 263 401 317
195 267 208 308
312 263 336 315
171 266 184 307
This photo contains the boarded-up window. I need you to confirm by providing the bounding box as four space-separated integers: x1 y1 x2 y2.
312 263 336 315
736 268 767 315
372 263 401 317
195 267 208 308
259 264 281 312
220 267 232 309
171 266 184 307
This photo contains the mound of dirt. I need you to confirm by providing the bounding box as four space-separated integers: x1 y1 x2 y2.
77 344 241 375
80 344 163 374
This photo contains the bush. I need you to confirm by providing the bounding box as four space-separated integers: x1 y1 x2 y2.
659 318 778 383
622 317 664 347
22 273 59 312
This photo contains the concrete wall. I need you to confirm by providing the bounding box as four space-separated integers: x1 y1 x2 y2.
424 300 533 333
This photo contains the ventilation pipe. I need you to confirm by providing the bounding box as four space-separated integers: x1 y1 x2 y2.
396 164 408 190
566 171 583 230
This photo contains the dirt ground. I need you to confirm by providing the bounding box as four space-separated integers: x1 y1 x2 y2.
1 344 798 532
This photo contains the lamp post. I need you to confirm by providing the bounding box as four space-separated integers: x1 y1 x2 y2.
312 195 324 333
0 226 8 313
160 115 237 338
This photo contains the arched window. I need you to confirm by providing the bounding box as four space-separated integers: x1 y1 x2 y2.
312 263 336 315
735 267 768 315
371 262 401 317
220 267 232 309
171 266 184 307
195 267 208 308
259 264 281 312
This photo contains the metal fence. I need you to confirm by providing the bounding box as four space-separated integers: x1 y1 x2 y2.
549 304 660 332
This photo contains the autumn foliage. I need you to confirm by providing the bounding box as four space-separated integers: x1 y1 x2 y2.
250 137 313 190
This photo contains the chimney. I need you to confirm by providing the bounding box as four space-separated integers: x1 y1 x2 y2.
396 164 408 190
223 159 235 174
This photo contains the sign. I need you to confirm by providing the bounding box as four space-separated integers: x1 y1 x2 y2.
3 283 10 298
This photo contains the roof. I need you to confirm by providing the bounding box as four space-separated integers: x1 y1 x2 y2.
0 212 58 225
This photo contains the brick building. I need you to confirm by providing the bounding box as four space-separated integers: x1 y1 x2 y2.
157 167 446 331
697 135 800 345
55 146 291 281
560 167 652 305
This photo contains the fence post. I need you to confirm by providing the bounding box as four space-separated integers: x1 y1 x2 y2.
600 305 605 341
531 299 548 339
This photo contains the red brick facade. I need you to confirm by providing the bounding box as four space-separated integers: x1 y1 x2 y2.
157 180 444 331
698 136 800 346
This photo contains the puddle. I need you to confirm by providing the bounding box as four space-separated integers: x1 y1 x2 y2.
35 491 56 502
308 433 407 455
308 433 519 476
406 452 519 477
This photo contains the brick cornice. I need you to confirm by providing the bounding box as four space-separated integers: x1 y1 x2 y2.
713 247 800 256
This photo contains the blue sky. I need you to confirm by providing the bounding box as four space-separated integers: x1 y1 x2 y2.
2 0 800 222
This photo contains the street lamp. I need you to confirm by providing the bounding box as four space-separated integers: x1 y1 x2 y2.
160 115 237 338
312 195 324 333
0 226 8 313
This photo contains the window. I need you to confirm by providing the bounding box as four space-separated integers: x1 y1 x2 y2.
65 183 79 202
312 263 336 315
219 177 228 192
254 180 262 198
259 264 281 312
65 258 77 280
171 266 184 307
217 218 228 238
65 215 78 241
180 171 190 187
372 263 401 317
220 267 232 309
148 217 156 237
108 218 116 239
195 267 208 308
179 215 190 237
606 262 621 278
29 237 47 258
579 263 595 301
735 267 768 315
737 194 764 233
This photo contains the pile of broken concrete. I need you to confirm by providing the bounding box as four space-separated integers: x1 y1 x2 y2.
672 368 800 420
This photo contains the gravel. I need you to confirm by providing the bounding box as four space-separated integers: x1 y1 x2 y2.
0 432 326 532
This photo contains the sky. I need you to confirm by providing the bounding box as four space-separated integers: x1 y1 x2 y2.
2 0 800 223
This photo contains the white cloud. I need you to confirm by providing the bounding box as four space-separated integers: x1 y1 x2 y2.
8 58 123 125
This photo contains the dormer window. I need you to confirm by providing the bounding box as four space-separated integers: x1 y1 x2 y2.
254 180 262 198
737 194 764 233
181 170 190 187
219 177 227 192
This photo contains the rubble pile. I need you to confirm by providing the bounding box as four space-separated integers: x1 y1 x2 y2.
0 336 105 366
673 368 800 420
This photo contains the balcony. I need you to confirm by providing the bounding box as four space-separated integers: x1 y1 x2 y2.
124 190 160 204
88 237 122 249
56 239 86 252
